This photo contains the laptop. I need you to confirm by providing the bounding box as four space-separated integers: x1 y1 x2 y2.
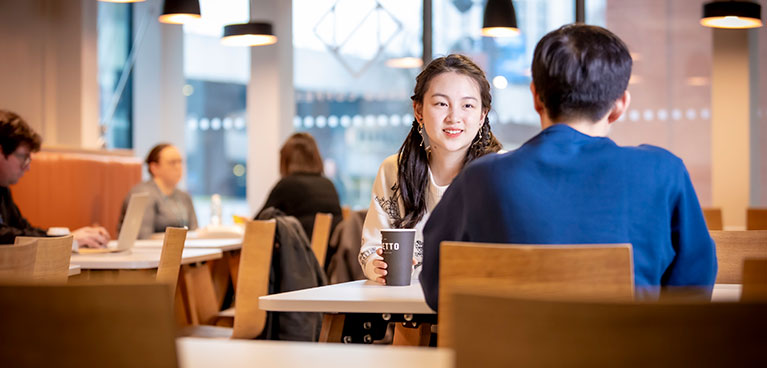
77 192 150 254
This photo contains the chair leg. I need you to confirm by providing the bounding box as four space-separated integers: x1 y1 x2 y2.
319 313 345 343
393 322 432 346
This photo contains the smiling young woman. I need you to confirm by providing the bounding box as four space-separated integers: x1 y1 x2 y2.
358 54 502 285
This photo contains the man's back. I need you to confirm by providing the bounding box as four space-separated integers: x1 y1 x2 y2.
421 124 716 304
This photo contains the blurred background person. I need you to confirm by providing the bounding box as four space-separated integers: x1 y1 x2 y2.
258 132 342 241
118 143 198 239
0 109 110 248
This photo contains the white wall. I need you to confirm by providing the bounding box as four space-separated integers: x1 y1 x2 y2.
0 0 99 148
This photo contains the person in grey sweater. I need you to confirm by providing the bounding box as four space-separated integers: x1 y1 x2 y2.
118 144 198 239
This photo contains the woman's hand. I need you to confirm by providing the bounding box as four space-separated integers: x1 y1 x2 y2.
372 247 416 285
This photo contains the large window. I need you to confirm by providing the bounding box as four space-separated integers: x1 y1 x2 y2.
293 0 423 209
97 1 133 149
183 0 251 224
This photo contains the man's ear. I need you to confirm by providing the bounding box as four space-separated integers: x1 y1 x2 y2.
530 82 545 115
607 90 631 124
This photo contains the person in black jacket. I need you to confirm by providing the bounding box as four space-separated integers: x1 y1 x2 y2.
257 133 342 243
0 110 109 247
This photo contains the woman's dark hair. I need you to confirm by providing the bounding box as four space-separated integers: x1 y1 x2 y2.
394 54 502 229
145 143 172 177
280 132 324 176
532 24 632 122
0 110 42 156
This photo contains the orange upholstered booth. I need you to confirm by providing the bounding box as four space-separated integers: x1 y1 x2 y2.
10 147 143 236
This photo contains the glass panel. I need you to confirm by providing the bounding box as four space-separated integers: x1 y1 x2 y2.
97 1 133 149
183 0 251 225
433 0 575 150
293 0 423 209
587 0 713 205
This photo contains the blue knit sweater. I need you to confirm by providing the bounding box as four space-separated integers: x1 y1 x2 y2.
420 124 717 311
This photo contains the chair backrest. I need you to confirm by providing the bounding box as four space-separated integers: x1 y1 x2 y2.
710 230 767 283
155 227 188 297
742 258 767 302
232 219 276 339
702 207 723 230
438 241 634 348
15 235 73 282
341 206 351 221
310 212 333 268
0 242 38 280
450 290 767 368
0 283 178 368
747 208 767 230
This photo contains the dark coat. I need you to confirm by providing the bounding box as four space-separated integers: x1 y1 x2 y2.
326 209 367 284
257 207 327 341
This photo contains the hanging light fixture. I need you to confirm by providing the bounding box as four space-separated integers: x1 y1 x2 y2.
701 1 762 29
221 22 277 46
158 0 201 25
482 0 519 37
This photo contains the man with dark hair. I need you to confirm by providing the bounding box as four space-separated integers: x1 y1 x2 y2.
0 109 110 247
419 24 716 310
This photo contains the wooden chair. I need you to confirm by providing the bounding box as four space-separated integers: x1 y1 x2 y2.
15 235 73 282
0 283 177 367
747 208 767 230
156 227 187 302
710 230 767 283
450 289 767 368
742 259 767 301
310 212 333 268
0 242 38 280
702 207 723 230
438 242 635 349
181 220 276 339
341 205 351 221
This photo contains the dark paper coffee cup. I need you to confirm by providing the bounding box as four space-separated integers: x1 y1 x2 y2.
380 229 416 286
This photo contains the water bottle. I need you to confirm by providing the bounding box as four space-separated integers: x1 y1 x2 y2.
210 194 222 227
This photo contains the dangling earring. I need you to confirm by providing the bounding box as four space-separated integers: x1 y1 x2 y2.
418 122 425 147
417 121 431 153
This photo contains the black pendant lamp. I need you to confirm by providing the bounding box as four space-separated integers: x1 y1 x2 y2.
482 0 519 37
701 1 762 29
158 0 201 25
221 22 277 46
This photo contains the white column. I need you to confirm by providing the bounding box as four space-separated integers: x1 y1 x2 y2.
133 0 186 180
711 28 759 228
246 0 294 213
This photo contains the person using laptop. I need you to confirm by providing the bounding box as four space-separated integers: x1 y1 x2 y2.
419 24 716 310
117 143 198 239
0 109 110 248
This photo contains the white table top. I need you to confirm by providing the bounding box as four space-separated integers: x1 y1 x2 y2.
711 283 741 302
260 281 740 314
259 280 436 314
177 337 453 368
68 264 80 276
70 248 222 270
132 238 243 252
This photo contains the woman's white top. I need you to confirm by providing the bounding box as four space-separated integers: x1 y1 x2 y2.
358 154 449 281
